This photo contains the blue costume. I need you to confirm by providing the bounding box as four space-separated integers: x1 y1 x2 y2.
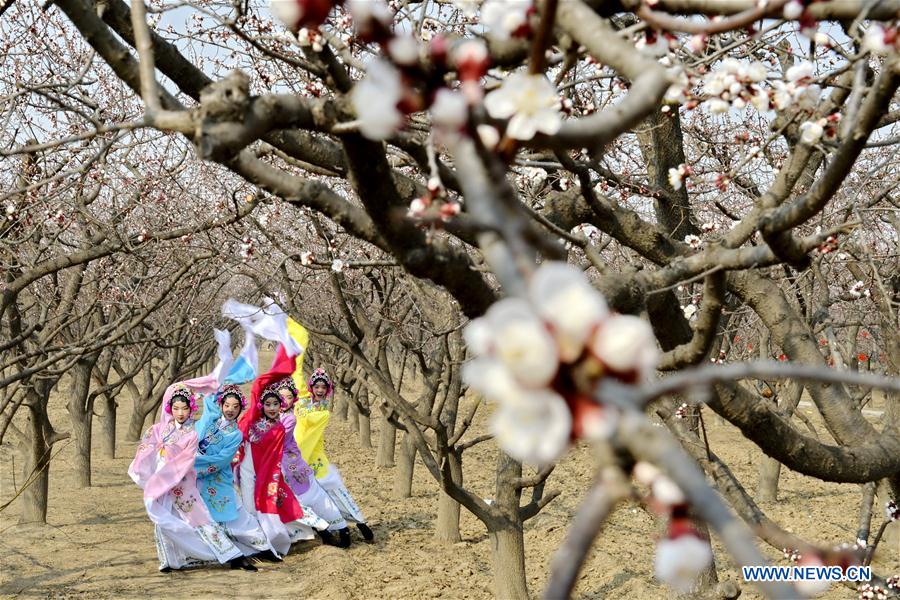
193 332 272 556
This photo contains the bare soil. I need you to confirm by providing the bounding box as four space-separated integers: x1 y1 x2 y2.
1 390 897 599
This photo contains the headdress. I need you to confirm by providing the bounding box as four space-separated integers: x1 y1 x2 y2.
257 380 290 411
216 384 247 411
276 377 298 399
165 385 198 414
306 367 333 398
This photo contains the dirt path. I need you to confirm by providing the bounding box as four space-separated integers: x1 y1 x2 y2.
0 397 896 599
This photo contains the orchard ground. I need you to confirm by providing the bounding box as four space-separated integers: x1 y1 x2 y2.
1 384 896 599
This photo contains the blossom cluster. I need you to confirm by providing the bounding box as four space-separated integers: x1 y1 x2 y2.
406 175 462 229
849 280 871 299
239 236 255 261
702 59 769 114
858 583 890 600
633 463 712 595
699 58 821 116
269 0 564 145
461 261 659 465
864 24 899 55
799 113 841 145
887 500 899 522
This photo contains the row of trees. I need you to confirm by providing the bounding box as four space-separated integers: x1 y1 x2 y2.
2 0 898 597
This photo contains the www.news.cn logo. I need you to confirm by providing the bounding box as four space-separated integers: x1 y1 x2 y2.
742 565 872 582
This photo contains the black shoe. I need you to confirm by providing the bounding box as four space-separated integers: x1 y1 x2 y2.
319 529 339 547
230 557 258 571
338 527 352 548
159 566 173 573
254 549 282 563
357 523 374 542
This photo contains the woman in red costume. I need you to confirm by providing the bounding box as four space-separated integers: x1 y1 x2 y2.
235 344 328 558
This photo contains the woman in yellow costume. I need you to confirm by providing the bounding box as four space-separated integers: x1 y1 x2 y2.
295 367 374 542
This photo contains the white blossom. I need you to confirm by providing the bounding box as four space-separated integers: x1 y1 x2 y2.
522 167 548 186
849 280 868 299
782 0 803 20
686 34 706 54
387 36 419 65
747 62 768 82
668 165 688 190
461 356 523 401
652 476 686 505
707 98 730 114
270 0 303 30
682 304 698 320
484 298 560 387
477 124 500 149
633 461 661 486
296 27 313 46
490 388 572 465
795 556 831 597
300 250 314 266
684 234 702 250
654 535 713 593
814 32 833 47
529 262 608 362
786 61 814 82
799 119 825 145
886 500 899 521
484 72 562 140
331 258 345 272
750 87 770 111
588 314 659 377
480 0 530 40
665 68 690 104
407 197 429 218
431 88 469 132
463 317 493 355
349 0 392 26
451 0 480 17
864 24 892 55
636 33 669 57
772 78 820 112
351 59 404 140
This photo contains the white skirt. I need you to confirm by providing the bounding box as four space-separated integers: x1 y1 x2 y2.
238 443 321 557
293 477 348 531
222 501 275 556
318 465 366 524
146 494 241 570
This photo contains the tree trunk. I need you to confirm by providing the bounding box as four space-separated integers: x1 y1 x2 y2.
435 452 462 543
334 385 349 420
487 523 528 600
757 459 782 503
359 411 372 448
19 402 51 524
67 354 100 488
376 406 396 467
393 432 416 498
98 392 117 459
348 397 360 432
757 382 803 502
127 400 152 441
69 412 92 488
435 349 463 542
487 453 529 599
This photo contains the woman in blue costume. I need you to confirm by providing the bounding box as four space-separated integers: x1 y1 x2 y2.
192 331 272 562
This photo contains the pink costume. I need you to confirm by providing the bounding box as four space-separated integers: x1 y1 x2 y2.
129 378 241 570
